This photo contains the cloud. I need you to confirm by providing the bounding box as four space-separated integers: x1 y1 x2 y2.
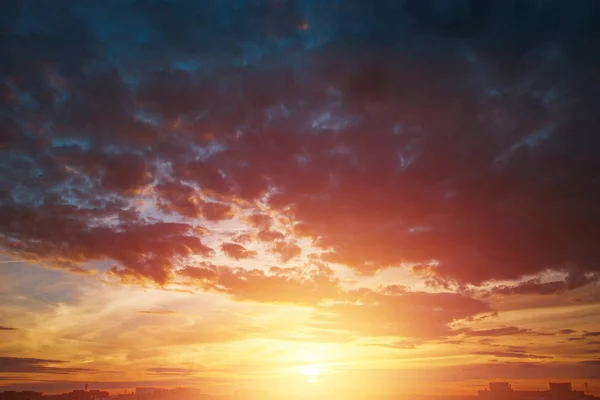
138 310 177 316
472 352 553 359
202 202 235 222
458 326 538 337
1 204 214 285
155 182 235 221
579 360 600 366
220 243 257 261
0 357 95 374
269 241 302 263
557 329 577 335
74 308 269 350
437 339 464 345
271 329 353 344
569 297 586 303
146 368 198 376
155 182 203 218
583 331 600 337
487 273 599 296
257 230 286 242
587 341 600 345
311 288 490 339
231 233 254 244
368 340 424 350
179 263 340 305
244 214 273 230
505 346 528 353
0 326 16 331
2 0 600 301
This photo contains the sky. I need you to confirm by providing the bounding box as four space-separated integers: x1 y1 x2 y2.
1 0 600 398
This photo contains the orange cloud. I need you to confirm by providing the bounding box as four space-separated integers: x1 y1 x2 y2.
312 288 490 338
179 264 340 305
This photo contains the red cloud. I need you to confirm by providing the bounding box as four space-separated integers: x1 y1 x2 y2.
220 242 257 260
1 203 213 285
257 229 285 242
232 233 254 244
155 182 234 221
156 182 202 218
245 213 273 229
173 160 231 196
202 202 234 221
270 241 301 262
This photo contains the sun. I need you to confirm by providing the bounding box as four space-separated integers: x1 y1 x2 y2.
300 365 321 376
299 364 323 382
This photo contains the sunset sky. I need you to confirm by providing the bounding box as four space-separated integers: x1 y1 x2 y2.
1 0 600 398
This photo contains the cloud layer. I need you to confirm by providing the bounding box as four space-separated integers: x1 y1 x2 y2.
2 1 600 298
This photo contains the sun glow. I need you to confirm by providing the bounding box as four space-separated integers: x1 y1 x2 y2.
299 364 324 383
300 364 322 376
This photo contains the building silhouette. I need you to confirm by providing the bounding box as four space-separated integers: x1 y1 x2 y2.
478 382 598 400
1 383 598 400
0 391 42 400
1 388 205 400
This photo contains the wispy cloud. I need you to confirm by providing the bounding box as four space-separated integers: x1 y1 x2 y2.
472 351 553 359
146 368 199 376
0 357 95 374
579 360 600 366
557 329 577 335
458 326 539 337
583 331 600 337
138 310 177 316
